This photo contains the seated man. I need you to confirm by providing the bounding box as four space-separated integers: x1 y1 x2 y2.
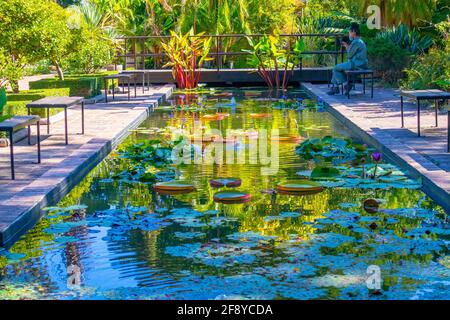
327 22 368 95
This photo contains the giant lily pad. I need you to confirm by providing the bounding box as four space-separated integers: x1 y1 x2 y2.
213 191 251 204
154 180 195 193
276 180 324 195
209 178 242 188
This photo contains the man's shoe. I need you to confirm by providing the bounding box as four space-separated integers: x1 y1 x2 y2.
327 87 340 95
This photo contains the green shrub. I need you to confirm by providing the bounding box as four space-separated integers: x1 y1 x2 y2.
367 38 413 85
2 89 70 118
0 87 7 113
65 30 115 74
401 45 450 90
29 72 116 98
376 24 433 54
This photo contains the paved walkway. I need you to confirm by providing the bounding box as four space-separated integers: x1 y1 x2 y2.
304 83 450 212
0 84 174 245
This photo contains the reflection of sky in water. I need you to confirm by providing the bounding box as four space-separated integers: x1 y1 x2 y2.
0 88 448 300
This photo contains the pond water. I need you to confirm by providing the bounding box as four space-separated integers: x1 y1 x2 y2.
0 88 449 300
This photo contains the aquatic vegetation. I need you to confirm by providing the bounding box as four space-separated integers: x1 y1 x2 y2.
276 180 324 195
296 136 370 164
213 191 252 204
1 89 448 300
209 178 242 188
111 139 183 183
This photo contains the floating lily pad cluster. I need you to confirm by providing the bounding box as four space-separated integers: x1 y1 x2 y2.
112 139 182 183
297 163 422 190
296 136 371 164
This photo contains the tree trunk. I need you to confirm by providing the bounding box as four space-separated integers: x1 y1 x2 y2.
55 61 64 81
11 80 19 93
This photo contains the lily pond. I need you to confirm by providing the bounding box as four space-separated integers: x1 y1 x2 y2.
1 88 449 300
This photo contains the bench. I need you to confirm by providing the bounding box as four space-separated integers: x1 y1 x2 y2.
27 96 85 145
400 90 450 152
344 70 374 99
0 116 41 180
104 74 136 103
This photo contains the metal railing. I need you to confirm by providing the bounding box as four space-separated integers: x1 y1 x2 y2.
115 33 346 71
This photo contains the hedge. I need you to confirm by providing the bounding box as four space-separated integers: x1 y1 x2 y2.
2 72 118 118
29 72 117 98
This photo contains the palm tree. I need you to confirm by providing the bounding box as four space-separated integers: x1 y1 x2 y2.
358 0 437 27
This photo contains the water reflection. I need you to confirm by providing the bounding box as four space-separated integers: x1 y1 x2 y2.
0 88 447 300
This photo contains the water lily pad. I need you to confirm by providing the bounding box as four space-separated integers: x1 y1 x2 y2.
213 191 251 204
209 178 242 188
311 166 341 180
276 180 324 195
154 180 195 193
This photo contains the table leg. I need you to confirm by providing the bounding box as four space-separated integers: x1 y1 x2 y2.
363 74 366 95
105 78 108 103
435 99 438 127
64 107 68 145
37 120 41 164
27 107 31 145
128 79 131 101
371 73 374 99
347 73 350 99
112 79 115 101
9 130 14 180
134 75 137 98
417 100 421 137
142 74 145 94
401 95 404 128
47 107 50 134
81 101 85 135
27 124 31 145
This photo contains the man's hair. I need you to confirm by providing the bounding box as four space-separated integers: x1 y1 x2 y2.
350 22 360 36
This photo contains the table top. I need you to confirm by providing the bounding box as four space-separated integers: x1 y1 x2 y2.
121 70 153 74
27 96 84 108
345 69 374 74
0 116 40 132
104 74 134 79
400 89 450 100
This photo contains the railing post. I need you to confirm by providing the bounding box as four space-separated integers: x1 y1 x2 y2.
134 38 137 70
216 36 220 71
123 38 127 70
141 38 145 70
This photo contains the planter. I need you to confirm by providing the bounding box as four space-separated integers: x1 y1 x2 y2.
0 138 10 147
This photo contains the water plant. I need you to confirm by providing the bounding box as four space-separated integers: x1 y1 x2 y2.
243 33 306 90
296 136 370 164
161 29 213 89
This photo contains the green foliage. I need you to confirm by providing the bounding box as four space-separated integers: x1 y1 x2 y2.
2 89 70 118
65 29 115 74
296 136 370 164
0 0 71 87
244 34 306 89
401 45 450 90
357 0 438 28
1 73 115 118
29 73 115 98
161 30 213 89
376 24 434 54
0 88 7 113
367 38 413 85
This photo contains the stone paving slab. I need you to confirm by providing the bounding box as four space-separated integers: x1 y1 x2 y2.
303 83 450 212
0 84 175 246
